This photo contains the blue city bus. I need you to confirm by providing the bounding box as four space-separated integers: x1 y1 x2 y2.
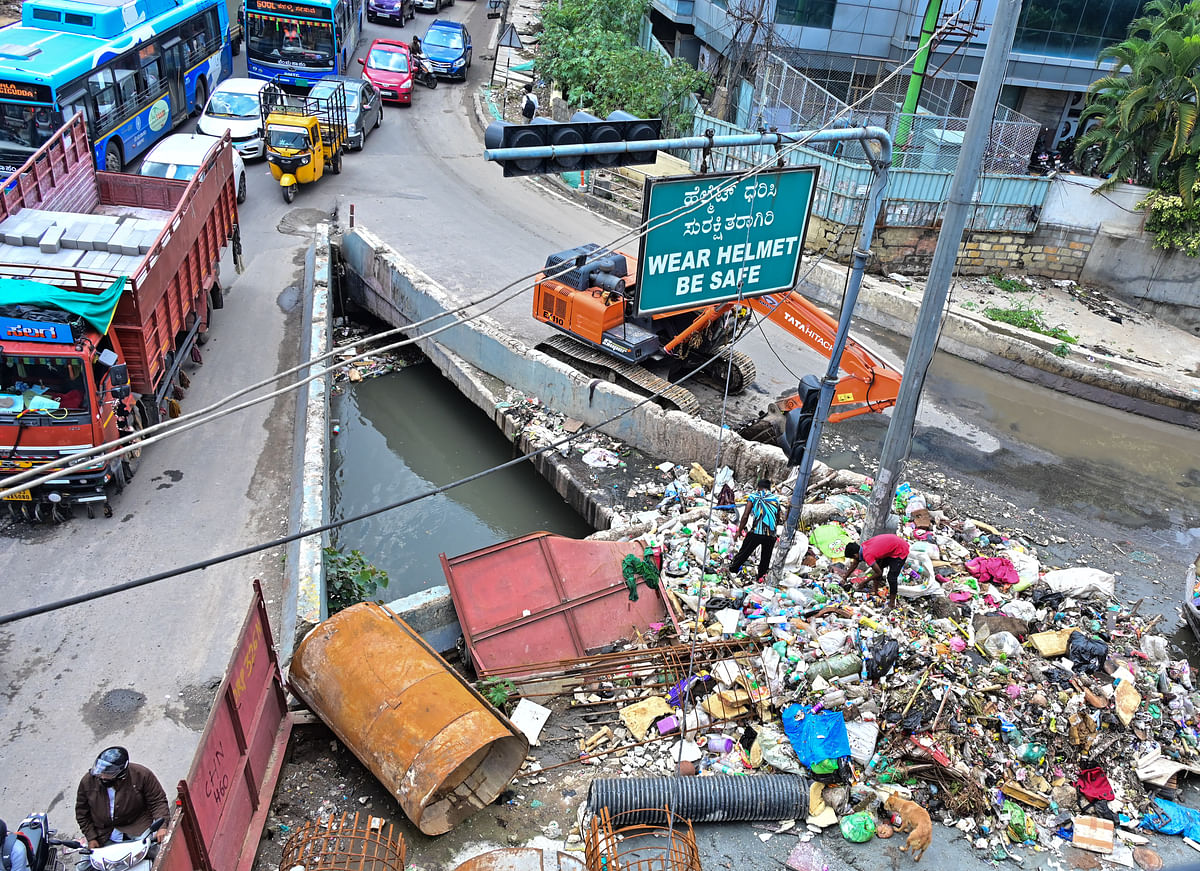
0 0 233 177
244 0 365 88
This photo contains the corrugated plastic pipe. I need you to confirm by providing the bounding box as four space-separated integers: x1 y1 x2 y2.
588 775 809 824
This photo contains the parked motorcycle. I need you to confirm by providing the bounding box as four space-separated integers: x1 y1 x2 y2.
60 819 165 871
413 53 438 89
4 813 87 871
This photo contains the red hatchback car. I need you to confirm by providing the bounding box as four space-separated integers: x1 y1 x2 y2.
358 39 414 106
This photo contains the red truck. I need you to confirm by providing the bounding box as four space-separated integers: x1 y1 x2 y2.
0 113 240 520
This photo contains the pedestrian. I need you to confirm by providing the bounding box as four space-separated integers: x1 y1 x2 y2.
75 747 169 849
843 533 911 610
520 82 538 123
728 478 780 581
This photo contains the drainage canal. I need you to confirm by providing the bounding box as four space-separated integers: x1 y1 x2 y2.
330 359 593 599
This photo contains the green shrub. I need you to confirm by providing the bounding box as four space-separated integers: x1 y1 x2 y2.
323 546 389 614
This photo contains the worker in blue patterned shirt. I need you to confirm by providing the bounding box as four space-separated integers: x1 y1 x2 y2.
728 478 780 581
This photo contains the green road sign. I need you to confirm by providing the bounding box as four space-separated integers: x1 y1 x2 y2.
635 166 819 316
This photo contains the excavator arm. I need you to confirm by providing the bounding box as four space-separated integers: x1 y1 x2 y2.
746 291 902 421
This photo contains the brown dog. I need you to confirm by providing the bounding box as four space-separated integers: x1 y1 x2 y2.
884 793 932 862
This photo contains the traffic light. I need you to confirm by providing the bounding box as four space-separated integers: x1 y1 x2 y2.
483 112 663 177
778 375 822 466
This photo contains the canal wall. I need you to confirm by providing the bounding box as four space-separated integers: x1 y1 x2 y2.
336 226 788 497
286 232 332 657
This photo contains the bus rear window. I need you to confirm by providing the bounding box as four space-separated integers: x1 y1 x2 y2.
32 8 60 20
64 13 93 25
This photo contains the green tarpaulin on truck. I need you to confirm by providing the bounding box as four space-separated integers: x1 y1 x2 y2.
0 276 126 334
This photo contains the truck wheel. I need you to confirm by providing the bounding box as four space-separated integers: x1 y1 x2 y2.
232 36 242 56
331 150 342 174
104 140 123 173
237 172 247 204
283 182 297 203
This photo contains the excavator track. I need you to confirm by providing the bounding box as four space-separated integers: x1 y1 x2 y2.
698 349 757 394
536 334 702 416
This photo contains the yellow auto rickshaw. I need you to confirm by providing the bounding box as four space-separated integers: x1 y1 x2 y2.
261 79 349 203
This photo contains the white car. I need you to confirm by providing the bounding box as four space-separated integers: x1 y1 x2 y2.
197 77 268 160
139 133 248 204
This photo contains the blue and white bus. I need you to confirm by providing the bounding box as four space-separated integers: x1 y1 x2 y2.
244 0 364 88
0 0 232 177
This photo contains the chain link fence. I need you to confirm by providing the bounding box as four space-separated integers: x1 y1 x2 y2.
749 51 1040 175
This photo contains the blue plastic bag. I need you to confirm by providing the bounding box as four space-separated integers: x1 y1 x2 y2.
781 703 851 769
1141 796 1200 840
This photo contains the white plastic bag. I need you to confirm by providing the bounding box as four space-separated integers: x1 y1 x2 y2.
1043 567 1115 600
897 549 944 598
1002 546 1040 586
983 631 1022 659
1000 599 1037 621
845 720 880 765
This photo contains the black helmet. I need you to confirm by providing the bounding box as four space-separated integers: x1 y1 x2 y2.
91 746 129 779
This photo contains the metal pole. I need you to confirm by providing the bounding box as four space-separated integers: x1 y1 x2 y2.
861 0 1022 538
769 145 891 581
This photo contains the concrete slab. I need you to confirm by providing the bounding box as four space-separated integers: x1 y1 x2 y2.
38 223 65 254
61 221 93 250
19 214 54 246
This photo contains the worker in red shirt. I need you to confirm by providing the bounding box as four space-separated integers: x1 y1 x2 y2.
842 533 911 610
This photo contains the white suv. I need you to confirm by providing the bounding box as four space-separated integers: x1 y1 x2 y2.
138 133 248 204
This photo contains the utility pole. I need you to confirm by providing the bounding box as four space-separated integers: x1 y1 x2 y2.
769 137 892 581
861 0 1022 538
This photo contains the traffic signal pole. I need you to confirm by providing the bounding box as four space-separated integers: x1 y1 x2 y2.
860 0 1022 540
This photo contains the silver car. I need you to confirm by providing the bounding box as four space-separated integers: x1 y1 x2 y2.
309 77 383 151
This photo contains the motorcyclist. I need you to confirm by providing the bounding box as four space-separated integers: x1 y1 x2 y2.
74 748 168 849
409 34 421 58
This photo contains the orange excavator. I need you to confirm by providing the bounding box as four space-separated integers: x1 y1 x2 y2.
532 243 901 421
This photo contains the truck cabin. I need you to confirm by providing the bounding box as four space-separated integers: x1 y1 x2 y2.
0 331 126 428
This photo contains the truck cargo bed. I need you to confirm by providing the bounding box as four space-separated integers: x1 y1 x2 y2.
0 114 237 395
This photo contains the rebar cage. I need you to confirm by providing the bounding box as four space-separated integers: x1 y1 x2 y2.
585 807 703 871
278 811 406 871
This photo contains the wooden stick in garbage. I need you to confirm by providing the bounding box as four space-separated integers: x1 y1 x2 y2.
901 665 933 718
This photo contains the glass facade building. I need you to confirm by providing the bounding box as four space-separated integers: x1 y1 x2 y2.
1013 0 1147 58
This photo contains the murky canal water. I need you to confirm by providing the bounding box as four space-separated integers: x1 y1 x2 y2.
330 362 592 598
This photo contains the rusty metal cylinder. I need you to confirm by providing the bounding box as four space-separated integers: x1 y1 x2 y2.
290 602 529 835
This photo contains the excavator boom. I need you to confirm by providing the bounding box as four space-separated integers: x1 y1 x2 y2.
746 291 901 421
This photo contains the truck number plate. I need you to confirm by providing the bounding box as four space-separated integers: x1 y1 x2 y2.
2 489 31 501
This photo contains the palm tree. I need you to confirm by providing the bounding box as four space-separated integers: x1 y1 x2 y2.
1076 0 1200 202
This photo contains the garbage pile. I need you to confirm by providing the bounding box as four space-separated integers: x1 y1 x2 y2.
507 428 1200 865
330 323 416 386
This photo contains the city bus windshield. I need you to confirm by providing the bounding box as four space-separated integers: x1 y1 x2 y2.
0 102 58 154
0 355 90 413
247 13 335 70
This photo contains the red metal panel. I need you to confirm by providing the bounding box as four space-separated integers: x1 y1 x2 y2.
156 581 292 871
443 533 669 677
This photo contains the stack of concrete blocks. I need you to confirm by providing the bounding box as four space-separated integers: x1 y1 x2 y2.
0 208 166 278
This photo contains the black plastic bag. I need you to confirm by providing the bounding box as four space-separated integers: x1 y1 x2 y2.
1030 586 1066 610
867 638 900 681
1067 631 1108 675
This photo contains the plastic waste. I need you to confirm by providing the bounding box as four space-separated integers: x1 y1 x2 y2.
1141 797 1200 840
1066 631 1109 674
1015 741 1047 763
983 631 1022 659
844 719 879 765
867 638 900 681
1004 800 1036 842
840 811 877 843
807 653 863 682
1043 566 1116 600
